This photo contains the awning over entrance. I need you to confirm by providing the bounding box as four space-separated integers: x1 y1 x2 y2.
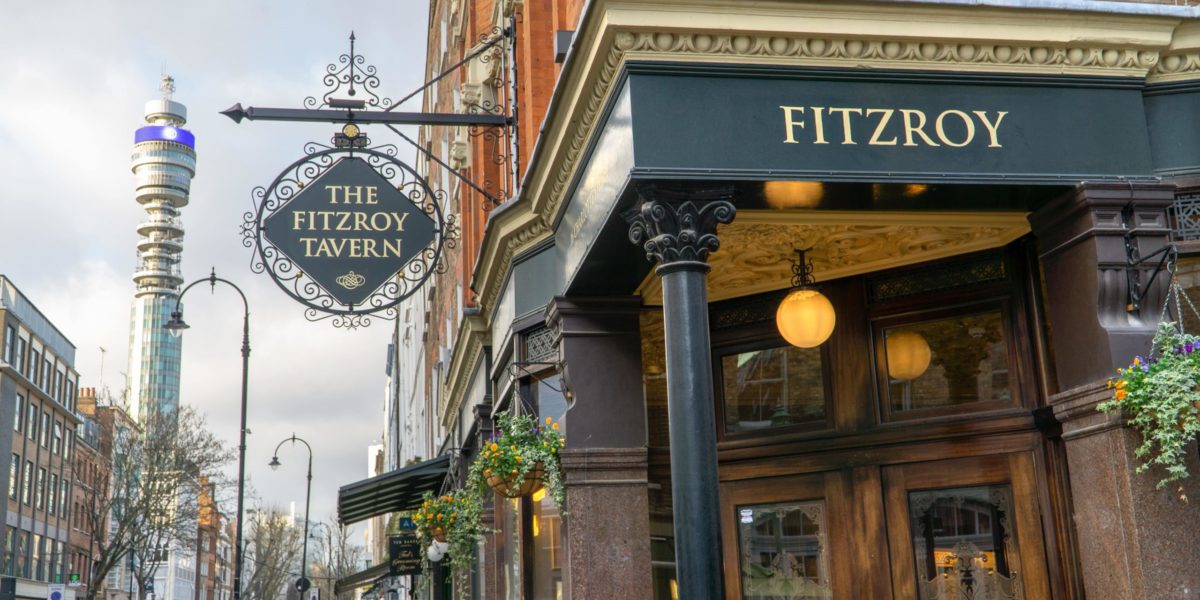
334 562 389 597
337 454 450 524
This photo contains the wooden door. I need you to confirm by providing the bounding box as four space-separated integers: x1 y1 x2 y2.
883 453 1052 600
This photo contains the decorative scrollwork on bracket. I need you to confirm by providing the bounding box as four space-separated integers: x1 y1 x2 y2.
304 31 394 110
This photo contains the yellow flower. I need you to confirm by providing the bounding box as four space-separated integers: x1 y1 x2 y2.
545 417 553 424
1116 389 1127 400
1116 380 1126 389
436 513 444 520
484 469 492 476
1133 357 1141 365
1107 379 1113 389
515 456 522 462
552 423 559 430
490 443 499 451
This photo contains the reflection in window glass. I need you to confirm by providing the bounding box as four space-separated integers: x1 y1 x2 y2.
722 346 824 433
909 485 1023 600
883 311 1009 413
529 488 562 599
532 381 565 599
640 311 670 447
736 500 830 599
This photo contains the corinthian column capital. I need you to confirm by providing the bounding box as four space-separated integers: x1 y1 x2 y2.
626 186 736 271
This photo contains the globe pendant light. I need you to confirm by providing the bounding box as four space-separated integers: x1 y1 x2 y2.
885 330 932 380
776 248 836 348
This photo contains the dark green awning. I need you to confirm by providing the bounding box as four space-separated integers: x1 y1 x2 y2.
337 455 450 524
334 561 389 597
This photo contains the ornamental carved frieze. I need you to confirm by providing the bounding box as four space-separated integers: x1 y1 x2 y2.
638 214 1029 303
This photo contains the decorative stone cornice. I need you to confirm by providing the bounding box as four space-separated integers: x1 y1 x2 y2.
440 312 488 429
613 30 1160 77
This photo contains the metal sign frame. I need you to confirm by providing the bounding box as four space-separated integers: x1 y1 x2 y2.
243 144 457 329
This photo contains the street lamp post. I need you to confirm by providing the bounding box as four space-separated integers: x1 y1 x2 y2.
164 269 251 600
268 434 314 594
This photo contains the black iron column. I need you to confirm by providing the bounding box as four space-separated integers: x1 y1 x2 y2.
627 187 735 599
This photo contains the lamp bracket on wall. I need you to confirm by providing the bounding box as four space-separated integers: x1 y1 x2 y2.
790 247 816 288
1123 206 1177 313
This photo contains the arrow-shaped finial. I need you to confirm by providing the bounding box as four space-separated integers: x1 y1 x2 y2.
220 103 247 123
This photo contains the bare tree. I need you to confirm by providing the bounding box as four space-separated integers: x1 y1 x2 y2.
78 406 233 600
242 506 303 600
310 519 366 600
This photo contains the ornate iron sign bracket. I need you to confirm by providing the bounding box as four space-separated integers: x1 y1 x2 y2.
224 30 515 207
236 32 528 328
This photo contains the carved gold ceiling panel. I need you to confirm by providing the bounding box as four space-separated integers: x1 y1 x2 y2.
637 210 1030 304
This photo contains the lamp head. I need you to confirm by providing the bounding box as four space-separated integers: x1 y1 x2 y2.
164 311 190 338
268 456 281 471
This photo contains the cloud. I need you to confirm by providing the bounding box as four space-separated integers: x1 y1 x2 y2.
0 0 430 524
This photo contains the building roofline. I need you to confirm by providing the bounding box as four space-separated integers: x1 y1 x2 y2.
0 274 78 362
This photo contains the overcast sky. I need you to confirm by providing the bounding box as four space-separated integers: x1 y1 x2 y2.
0 1 430 535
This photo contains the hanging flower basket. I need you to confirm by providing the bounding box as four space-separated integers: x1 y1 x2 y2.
1099 321 1200 494
469 411 567 508
487 461 545 498
412 489 485 589
430 526 448 543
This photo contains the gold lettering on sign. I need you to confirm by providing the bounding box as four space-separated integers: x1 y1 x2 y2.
779 105 1008 149
865 109 898 146
828 107 863 145
780 106 806 144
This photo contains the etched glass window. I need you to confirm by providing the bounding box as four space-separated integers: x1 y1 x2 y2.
736 500 831 599
883 310 1010 413
722 346 825 433
909 485 1023 600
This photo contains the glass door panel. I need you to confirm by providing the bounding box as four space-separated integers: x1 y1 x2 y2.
721 472 853 600
883 454 1051 600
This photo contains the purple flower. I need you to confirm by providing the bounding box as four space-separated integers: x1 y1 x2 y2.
1142 365 1150 372
1188 343 1195 354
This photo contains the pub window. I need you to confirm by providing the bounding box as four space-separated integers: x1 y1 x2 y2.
718 344 827 434
14 394 23 432
40 412 49 447
52 422 62 455
874 303 1013 418
29 348 40 384
527 373 566 600
61 480 68 516
909 485 1024 600
43 358 52 393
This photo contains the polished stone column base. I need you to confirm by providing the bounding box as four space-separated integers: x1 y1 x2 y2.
560 447 652 600
1052 381 1200 599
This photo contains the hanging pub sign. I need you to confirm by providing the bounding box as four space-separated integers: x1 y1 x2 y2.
245 144 451 328
229 32 517 328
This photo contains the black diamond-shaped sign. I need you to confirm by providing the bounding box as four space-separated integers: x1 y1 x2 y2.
263 157 437 307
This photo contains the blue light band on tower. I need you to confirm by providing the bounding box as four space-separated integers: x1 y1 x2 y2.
135 125 196 148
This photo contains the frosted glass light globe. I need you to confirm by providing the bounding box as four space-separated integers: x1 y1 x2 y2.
776 288 836 348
